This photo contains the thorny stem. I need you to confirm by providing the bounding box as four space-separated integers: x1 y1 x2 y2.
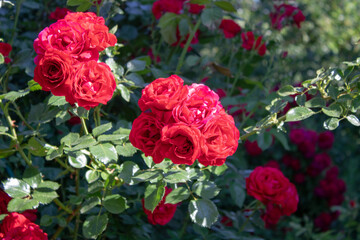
175 20 201 74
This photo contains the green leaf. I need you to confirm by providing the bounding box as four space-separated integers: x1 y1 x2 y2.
179 18 189 37
305 97 326 108
46 147 63 161
201 7 223 28
71 135 97 150
28 103 59 124
40 215 53 227
190 0 210 4
26 137 47 157
295 94 306 106
3 178 30 198
230 183 245 208
277 85 297 96
165 187 190 204
126 59 146 72
208 165 228 176
23 167 42 188
322 103 342 118
92 123 112 137
270 129 290 151
257 132 272 151
103 194 128 214
89 143 118 165
117 84 131 102
32 188 58 205
68 152 87 169
98 134 128 143
0 53 4 64
189 199 219 228
164 170 189 183
88 181 104 194
192 181 220 199
133 171 160 182
67 0 87 6
118 161 140 185
142 154 154 168
323 118 340 130
61 133 80 146
346 115 360 126
116 143 137 157
7 198 39 212
158 13 181 45
144 182 165 212
80 196 101 214
48 95 68 106
0 214 7 221
28 80 42 91
71 106 89 119
85 170 100 184
2 89 30 102
82 214 108 239
37 181 60 190
285 107 315 122
214 1 236 12
126 73 145 87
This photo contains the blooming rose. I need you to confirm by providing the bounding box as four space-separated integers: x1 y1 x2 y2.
318 131 334 149
49 7 72 20
129 112 163 157
152 0 184 19
270 4 305 30
261 204 282 228
34 49 75 100
241 31 266 56
69 61 116 109
199 112 239 166
64 12 117 52
142 187 177 225
0 213 47 240
138 75 188 112
0 42 12 64
244 140 262 156
246 167 295 206
289 128 305 145
34 19 99 63
219 19 241 39
172 83 223 129
187 2 205 14
153 123 202 165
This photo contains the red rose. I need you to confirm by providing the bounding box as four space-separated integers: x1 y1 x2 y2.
0 213 47 240
289 128 305 145
199 112 239 166
187 3 205 14
318 131 334 149
34 49 75 101
142 187 177 225
307 153 331 176
69 61 116 110
293 10 305 28
49 7 72 20
241 31 266 56
64 12 117 52
34 19 99 63
129 112 163 158
244 140 262 156
138 75 188 112
0 42 12 64
261 204 282 228
279 183 298 216
219 19 241 39
314 212 332 232
154 123 202 165
270 4 305 30
264 160 280 169
246 167 292 205
172 83 223 129
152 0 184 20
298 140 316 158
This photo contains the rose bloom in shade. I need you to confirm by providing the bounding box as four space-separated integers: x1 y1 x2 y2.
0 42 12 64
172 83 223 129
244 140 262 156
33 19 99 63
187 2 205 14
261 204 282 228
142 187 177 225
152 0 184 19
64 12 117 52
246 166 297 206
199 112 239 166
318 131 334 149
241 31 266 56
34 49 74 99
69 61 116 110
138 75 188 112
129 112 163 157
219 19 241 39
49 7 72 20
153 123 202 165
0 212 47 240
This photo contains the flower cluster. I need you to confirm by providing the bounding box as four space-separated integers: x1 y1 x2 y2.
246 166 299 228
152 0 204 19
0 189 47 239
130 75 239 166
270 4 305 30
141 187 177 225
241 31 267 56
0 42 12 64
33 12 117 110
